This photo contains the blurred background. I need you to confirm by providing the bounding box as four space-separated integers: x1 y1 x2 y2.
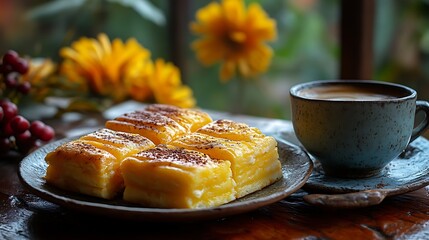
1 0 428 120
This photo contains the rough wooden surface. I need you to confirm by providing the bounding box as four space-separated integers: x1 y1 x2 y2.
1 112 429 239
1 155 429 239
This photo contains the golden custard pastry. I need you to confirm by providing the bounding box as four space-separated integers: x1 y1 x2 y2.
80 128 154 160
105 111 185 145
145 104 212 132
45 128 155 199
197 119 265 141
44 105 282 209
121 145 236 208
171 120 282 198
105 105 212 145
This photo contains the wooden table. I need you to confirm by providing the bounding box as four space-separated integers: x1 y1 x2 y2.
1 110 429 240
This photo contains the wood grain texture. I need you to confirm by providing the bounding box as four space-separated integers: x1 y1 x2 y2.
2 159 429 240
2 150 429 239
1 114 429 239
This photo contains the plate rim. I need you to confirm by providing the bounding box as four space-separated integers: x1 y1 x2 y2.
18 137 313 221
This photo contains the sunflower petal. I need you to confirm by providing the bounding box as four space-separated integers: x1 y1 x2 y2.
59 34 151 102
190 0 276 81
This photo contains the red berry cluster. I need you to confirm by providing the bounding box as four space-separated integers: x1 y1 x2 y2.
0 50 55 155
0 50 31 99
0 99 55 154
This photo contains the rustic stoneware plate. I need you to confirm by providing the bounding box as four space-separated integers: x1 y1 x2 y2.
19 137 313 222
277 131 429 196
304 137 429 195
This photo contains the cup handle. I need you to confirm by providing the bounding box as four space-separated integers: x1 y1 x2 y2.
410 100 429 143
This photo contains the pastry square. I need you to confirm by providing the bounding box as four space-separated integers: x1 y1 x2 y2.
145 104 212 132
172 120 282 198
80 128 155 160
45 129 155 199
105 106 212 145
121 145 236 208
197 119 264 141
45 140 121 199
105 111 186 145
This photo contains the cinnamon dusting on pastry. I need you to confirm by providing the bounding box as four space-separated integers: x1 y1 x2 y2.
202 120 249 133
50 141 113 161
146 104 208 119
117 111 178 127
174 133 237 150
135 145 213 166
197 119 263 140
85 128 153 145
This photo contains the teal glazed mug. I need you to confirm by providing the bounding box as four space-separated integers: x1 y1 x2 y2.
290 80 429 178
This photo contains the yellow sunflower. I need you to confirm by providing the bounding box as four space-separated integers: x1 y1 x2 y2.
129 59 196 108
59 33 151 102
127 58 153 103
191 0 277 82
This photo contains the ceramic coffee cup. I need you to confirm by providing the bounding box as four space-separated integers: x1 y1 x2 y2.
290 80 429 178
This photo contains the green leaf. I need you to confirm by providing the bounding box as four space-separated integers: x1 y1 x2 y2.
27 0 165 26
107 0 165 26
26 0 86 19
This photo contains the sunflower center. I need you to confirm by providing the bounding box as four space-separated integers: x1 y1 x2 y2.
226 31 247 50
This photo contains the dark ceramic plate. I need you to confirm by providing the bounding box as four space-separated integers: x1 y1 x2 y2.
276 131 429 197
19 137 313 222
304 137 429 196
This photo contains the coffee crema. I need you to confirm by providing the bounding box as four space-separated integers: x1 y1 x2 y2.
297 85 401 101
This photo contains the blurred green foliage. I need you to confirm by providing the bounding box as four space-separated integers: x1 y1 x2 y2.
0 0 339 120
1 0 169 60
186 0 339 119
1 0 428 120
374 0 429 102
